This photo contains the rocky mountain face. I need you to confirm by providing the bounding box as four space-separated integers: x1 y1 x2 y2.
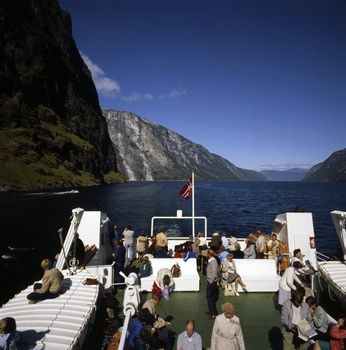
260 168 309 181
104 110 266 181
303 149 346 182
0 0 123 190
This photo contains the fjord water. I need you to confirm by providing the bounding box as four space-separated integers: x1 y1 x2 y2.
0 180 345 304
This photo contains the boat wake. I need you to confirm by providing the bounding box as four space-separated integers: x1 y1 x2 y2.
1 254 18 261
24 190 79 196
8 246 35 252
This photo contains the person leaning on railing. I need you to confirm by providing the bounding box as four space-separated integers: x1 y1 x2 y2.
278 261 304 306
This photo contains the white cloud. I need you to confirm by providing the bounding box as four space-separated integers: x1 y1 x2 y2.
121 92 154 102
79 57 187 103
143 93 154 100
258 163 314 171
159 88 187 100
121 87 187 103
81 53 120 97
168 88 188 98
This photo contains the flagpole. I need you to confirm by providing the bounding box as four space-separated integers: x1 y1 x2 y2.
192 171 195 237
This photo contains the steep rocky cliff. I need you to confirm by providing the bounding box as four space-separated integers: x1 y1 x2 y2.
303 149 346 182
104 110 266 181
0 0 123 190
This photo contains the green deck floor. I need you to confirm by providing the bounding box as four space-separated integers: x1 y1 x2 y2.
117 274 282 350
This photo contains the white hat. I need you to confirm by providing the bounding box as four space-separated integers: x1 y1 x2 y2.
212 232 219 236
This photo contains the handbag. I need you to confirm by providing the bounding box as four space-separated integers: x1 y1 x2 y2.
224 283 236 296
171 263 181 278
82 278 98 285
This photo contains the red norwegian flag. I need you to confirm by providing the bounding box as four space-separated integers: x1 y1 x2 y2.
178 176 193 201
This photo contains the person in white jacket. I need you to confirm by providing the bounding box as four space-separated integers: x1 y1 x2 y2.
122 225 134 262
210 302 245 350
278 261 303 306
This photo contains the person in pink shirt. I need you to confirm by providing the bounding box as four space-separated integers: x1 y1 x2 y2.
329 314 346 350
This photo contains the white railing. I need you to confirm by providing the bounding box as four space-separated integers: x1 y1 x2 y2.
150 214 208 238
316 251 330 262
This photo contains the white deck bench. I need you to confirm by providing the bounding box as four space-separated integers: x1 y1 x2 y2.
232 259 280 292
140 258 200 292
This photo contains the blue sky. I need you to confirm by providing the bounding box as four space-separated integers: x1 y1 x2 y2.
60 0 346 170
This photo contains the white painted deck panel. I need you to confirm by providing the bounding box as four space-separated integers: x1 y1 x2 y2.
0 270 99 350
319 261 346 292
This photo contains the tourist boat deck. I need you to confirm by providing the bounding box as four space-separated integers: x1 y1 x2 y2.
116 271 281 350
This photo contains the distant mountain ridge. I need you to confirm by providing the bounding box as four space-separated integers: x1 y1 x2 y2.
303 148 346 182
260 168 309 181
104 110 266 181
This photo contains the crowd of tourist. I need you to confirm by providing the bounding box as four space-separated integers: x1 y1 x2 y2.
91 225 346 349
2 224 345 350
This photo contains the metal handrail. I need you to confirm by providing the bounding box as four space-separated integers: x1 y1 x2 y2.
316 251 330 262
118 310 131 350
150 215 208 238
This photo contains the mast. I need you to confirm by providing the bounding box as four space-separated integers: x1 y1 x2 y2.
192 171 195 237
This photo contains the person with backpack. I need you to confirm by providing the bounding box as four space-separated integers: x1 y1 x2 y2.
206 249 220 320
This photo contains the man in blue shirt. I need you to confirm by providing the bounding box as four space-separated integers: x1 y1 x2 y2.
177 319 202 350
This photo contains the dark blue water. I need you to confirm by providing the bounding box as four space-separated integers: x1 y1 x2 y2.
0 181 345 304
